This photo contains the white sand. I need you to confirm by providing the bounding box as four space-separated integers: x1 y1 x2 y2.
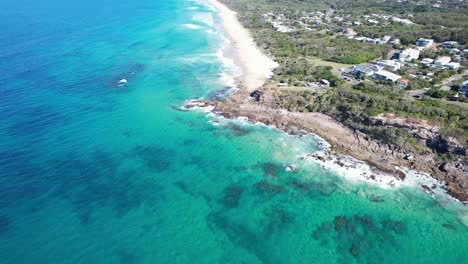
207 0 278 91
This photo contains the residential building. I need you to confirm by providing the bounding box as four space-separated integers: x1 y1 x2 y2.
397 78 410 87
447 48 461 55
442 41 458 48
459 80 468 96
399 48 420 62
434 56 451 66
350 65 375 76
420 58 434 65
446 62 460 70
376 60 401 71
320 79 330 86
373 70 402 82
382 36 391 43
415 38 434 49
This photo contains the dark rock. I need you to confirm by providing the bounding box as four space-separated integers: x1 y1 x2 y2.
250 90 263 102
396 170 406 181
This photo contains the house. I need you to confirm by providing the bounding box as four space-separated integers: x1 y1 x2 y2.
397 78 410 87
399 48 420 62
320 79 330 86
420 58 434 65
376 60 401 71
350 65 375 76
442 41 458 48
389 39 400 45
342 28 357 37
381 36 391 43
446 62 460 70
415 38 434 49
448 48 461 55
373 70 402 82
434 56 451 66
459 80 468 96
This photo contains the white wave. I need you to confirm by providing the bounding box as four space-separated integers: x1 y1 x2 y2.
192 13 214 27
205 29 216 34
186 7 199 10
183 23 200 29
218 71 236 88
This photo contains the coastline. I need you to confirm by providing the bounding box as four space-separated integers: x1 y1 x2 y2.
207 0 278 92
205 0 467 202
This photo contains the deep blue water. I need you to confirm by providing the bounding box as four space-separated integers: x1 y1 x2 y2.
1 0 467 263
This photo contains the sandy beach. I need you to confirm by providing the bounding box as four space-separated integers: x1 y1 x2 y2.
207 0 278 91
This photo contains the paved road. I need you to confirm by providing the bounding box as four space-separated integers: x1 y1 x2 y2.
437 70 467 87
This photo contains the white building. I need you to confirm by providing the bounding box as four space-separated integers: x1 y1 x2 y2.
446 62 460 70
350 65 375 76
434 56 451 66
373 70 402 82
399 48 420 62
442 41 458 48
382 36 391 43
459 80 468 96
376 60 402 71
415 38 434 49
420 58 434 65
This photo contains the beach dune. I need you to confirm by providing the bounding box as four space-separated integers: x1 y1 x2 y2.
208 0 278 91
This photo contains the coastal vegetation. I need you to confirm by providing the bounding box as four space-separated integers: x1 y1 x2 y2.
222 0 467 157
272 82 467 154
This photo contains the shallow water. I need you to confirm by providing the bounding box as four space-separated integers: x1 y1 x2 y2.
0 0 467 263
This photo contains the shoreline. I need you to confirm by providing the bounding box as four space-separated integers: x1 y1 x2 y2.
207 0 278 92
205 0 467 202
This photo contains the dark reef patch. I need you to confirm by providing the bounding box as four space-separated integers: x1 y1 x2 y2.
254 181 284 198
221 185 244 208
261 207 295 237
207 212 271 263
0 215 11 236
382 220 406 234
7 106 70 136
115 249 139 264
49 150 165 224
442 223 456 231
224 123 252 137
262 162 281 179
174 181 210 203
368 195 385 203
131 145 174 171
288 180 336 197
182 138 199 146
312 215 405 261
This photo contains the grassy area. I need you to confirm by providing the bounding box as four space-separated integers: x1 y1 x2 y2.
306 58 351 74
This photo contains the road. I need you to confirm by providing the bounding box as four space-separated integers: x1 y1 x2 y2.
437 70 467 87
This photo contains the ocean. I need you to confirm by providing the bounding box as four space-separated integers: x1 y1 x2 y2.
0 0 467 263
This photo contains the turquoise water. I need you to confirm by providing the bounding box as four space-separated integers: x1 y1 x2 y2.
0 0 467 263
